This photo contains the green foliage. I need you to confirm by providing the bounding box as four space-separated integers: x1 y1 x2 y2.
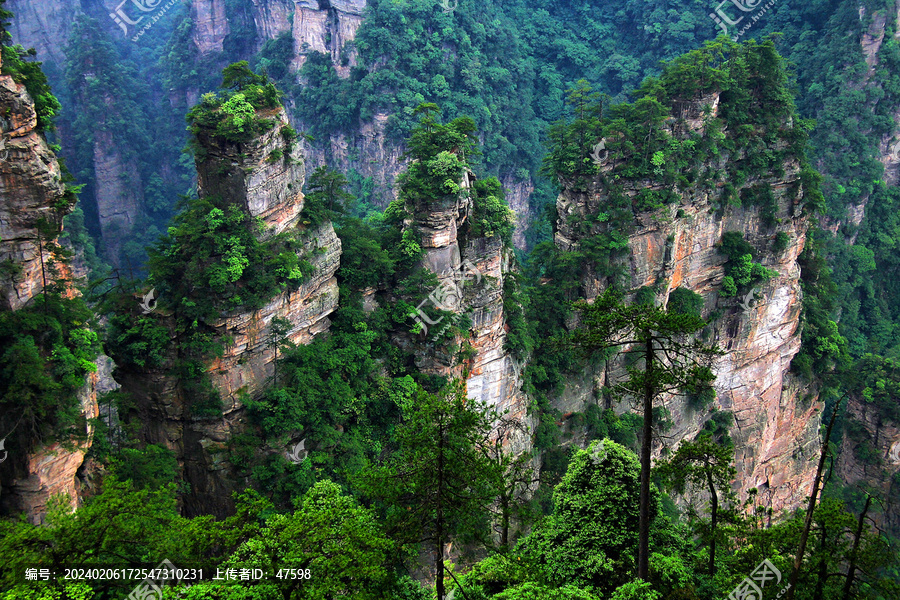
148 196 313 324
106 313 170 369
472 177 515 241
187 62 282 147
794 230 848 378
208 480 393 599
0 292 99 451
572 289 720 404
773 231 791 254
665 288 703 318
493 582 601 600
608 580 662 600
520 440 657 595
109 444 179 490
717 232 778 297
357 382 504 599
633 286 657 307
301 166 353 227
0 44 60 130
0 477 183 597
63 14 192 267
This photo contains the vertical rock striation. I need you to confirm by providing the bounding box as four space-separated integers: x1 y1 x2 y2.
399 168 531 453
0 58 110 522
553 89 822 514
116 106 341 517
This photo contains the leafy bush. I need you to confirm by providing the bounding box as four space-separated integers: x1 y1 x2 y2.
186 62 282 147
717 232 778 297
0 293 99 450
666 288 703 317
472 177 515 241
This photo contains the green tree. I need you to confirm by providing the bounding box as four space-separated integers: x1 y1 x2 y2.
520 439 654 595
654 433 736 575
0 478 184 598
571 288 721 580
215 480 392 599
358 382 502 600
267 316 293 387
302 166 353 226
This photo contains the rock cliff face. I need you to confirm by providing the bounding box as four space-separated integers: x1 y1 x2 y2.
6 0 73 65
116 106 341 517
836 396 900 535
553 92 822 514
8 0 151 266
835 3 900 535
0 60 111 523
0 75 66 311
397 169 531 453
190 0 366 73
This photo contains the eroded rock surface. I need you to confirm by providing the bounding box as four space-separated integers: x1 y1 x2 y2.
554 91 821 514
117 106 340 517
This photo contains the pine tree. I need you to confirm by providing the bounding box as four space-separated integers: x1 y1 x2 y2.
571 288 721 580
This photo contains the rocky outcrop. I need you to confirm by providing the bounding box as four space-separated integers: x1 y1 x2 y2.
836 395 900 535
191 0 231 54
117 106 341 517
90 127 145 265
501 174 533 250
242 0 365 73
553 90 821 514
397 168 531 453
0 60 112 523
6 0 74 65
0 74 67 311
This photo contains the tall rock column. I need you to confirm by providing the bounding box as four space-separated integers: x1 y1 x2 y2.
0 58 109 523
399 168 530 453
115 105 341 517
553 84 822 514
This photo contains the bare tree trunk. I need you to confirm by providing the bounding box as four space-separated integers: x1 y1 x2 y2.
638 335 654 580
841 495 872 600
786 393 845 600
707 470 718 576
436 414 446 600
812 525 828 600
500 494 510 549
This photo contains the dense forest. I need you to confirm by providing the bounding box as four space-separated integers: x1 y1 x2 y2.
0 0 899 599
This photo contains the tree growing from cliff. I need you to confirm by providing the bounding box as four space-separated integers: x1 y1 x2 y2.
571 288 721 580
654 433 735 576
357 381 503 600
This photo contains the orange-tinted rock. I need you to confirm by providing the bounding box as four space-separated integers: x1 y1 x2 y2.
554 92 821 514
116 106 341 517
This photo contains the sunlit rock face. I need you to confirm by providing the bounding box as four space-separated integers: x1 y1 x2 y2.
115 106 341 517
553 90 821 515
0 62 114 522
